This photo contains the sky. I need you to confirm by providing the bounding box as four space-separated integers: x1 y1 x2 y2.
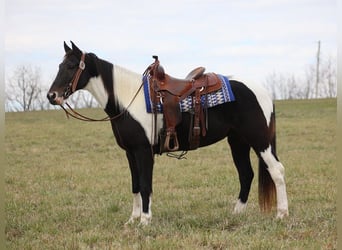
5 0 337 90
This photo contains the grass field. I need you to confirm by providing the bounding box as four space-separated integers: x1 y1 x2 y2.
5 98 336 249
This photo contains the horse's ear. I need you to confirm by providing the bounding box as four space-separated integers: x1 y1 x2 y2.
64 41 71 53
70 41 81 54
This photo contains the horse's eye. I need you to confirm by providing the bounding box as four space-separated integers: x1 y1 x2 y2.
67 63 77 69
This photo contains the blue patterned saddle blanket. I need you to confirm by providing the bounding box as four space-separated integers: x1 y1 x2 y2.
143 74 235 113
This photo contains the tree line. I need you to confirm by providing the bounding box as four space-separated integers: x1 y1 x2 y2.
5 54 336 112
5 65 98 112
263 55 336 100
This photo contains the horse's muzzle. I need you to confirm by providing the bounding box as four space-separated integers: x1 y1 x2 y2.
47 91 64 105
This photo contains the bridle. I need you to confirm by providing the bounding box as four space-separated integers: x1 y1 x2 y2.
63 53 86 99
60 52 144 122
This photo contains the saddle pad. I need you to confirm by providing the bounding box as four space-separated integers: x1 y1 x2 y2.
143 74 235 113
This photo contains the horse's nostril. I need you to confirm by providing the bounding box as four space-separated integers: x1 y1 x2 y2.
47 92 56 100
47 92 59 104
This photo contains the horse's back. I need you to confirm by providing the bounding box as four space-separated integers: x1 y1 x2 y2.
229 79 273 124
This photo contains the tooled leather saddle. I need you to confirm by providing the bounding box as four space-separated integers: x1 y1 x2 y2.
144 56 222 152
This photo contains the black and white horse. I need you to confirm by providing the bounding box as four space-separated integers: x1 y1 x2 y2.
47 41 288 225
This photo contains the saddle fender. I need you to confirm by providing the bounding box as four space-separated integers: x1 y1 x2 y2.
161 92 182 151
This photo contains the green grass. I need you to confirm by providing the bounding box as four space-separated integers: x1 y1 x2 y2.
5 99 336 249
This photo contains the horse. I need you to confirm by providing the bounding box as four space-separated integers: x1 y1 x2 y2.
47 41 288 225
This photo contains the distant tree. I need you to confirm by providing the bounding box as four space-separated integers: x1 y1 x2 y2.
264 55 336 100
6 65 45 111
321 57 337 98
304 65 316 99
69 91 99 109
6 64 100 112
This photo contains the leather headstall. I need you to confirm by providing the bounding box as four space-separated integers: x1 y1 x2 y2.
63 53 86 98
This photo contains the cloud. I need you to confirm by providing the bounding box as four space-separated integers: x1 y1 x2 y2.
5 0 337 86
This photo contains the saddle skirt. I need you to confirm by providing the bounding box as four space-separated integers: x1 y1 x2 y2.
143 74 235 113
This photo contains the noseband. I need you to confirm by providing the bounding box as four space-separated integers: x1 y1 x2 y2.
63 53 86 98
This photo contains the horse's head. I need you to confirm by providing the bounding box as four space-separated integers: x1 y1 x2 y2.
47 41 92 105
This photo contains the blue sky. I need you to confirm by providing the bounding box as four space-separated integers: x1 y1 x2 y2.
5 0 336 89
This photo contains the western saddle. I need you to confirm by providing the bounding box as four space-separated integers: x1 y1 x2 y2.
145 56 222 152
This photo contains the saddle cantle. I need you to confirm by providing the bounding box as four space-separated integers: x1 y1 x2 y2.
185 67 205 80
145 56 223 152
152 64 222 100
156 73 222 100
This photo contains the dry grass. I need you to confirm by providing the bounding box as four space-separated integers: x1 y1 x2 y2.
5 98 336 249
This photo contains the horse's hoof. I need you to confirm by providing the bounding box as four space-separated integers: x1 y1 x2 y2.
125 216 138 226
233 199 247 214
276 209 289 219
139 213 152 226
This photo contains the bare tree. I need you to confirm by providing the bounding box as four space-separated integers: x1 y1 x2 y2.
304 65 316 99
6 65 44 111
35 86 51 111
264 72 279 100
264 55 336 100
68 91 99 109
321 57 337 98
264 72 295 100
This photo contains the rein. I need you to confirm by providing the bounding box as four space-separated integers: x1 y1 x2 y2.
60 80 144 122
60 103 113 121
60 55 189 158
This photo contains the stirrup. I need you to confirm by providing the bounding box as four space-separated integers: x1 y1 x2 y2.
164 130 179 152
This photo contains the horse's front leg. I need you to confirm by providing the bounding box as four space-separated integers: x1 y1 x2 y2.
138 146 154 225
125 151 141 225
125 147 154 225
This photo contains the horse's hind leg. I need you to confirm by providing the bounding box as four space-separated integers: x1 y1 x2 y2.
228 133 254 214
259 146 288 218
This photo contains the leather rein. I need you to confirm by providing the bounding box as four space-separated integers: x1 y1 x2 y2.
60 52 144 122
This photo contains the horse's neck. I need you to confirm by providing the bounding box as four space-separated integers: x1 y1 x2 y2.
83 57 112 108
84 60 141 114
113 65 142 108
84 75 108 108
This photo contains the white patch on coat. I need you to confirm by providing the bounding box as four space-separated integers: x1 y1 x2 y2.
125 193 142 225
233 199 247 214
260 145 289 218
140 195 152 226
84 76 108 108
125 193 153 226
232 78 273 126
113 65 163 144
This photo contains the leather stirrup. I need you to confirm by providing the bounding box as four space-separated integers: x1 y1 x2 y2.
164 129 179 152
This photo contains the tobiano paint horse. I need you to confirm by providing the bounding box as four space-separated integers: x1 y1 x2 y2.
47 41 288 225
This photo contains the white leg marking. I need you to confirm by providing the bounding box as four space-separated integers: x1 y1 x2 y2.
260 146 289 218
125 193 142 225
140 195 152 226
233 199 247 214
